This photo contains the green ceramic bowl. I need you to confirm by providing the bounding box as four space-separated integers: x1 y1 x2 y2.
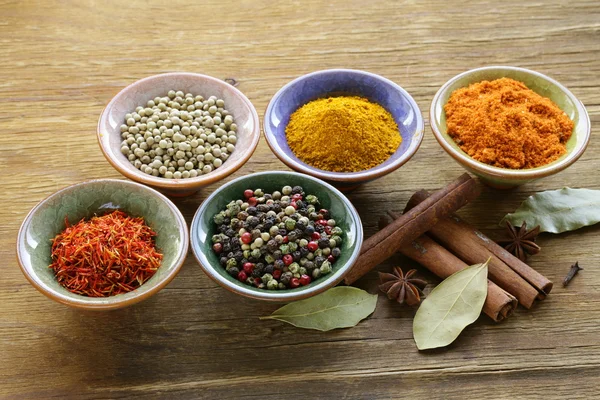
430 66 591 188
190 171 363 302
17 179 189 310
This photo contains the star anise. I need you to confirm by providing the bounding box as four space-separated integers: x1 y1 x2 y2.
378 267 427 306
497 221 541 262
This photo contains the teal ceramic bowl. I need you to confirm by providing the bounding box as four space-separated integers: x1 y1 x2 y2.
430 66 591 188
17 179 189 310
190 171 363 302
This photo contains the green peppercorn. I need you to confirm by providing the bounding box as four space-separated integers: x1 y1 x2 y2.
226 258 237 270
279 244 290 254
289 263 300 274
288 242 298 252
285 219 296 230
320 261 332 274
282 186 292 195
299 267 307 275
264 254 275 264
331 226 343 236
261 273 273 284
331 235 342 245
312 268 321 279
299 238 308 248
305 194 319 204
251 249 261 259
267 279 279 290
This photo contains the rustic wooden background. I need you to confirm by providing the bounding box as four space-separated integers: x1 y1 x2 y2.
1 0 599 398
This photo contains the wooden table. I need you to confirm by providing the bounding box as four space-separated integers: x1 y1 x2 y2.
2 1 599 398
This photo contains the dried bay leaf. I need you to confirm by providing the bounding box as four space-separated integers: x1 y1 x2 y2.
502 188 600 234
259 287 377 331
413 260 489 350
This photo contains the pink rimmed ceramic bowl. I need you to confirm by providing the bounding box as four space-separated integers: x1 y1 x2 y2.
97 72 260 196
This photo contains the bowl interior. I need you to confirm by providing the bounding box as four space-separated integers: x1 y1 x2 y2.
18 180 186 307
264 70 423 178
98 73 259 186
191 171 363 299
432 67 586 172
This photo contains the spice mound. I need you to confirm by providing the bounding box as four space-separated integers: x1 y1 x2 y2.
444 78 574 169
211 186 343 290
120 90 238 179
49 210 163 297
285 96 401 173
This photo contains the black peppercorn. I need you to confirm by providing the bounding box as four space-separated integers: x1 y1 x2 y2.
272 250 282 260
300 247 309 257
272 203 282 213
292 186 303 195
237 211 248 221
222 242 232 253
315 224 325 233
315 256 325 267
251 268 262 278
247 216 259 227
295 200 305 209
332 247 341 258
318 237 329 249
295 221 306 231
274 259 285 270
292 251 302 261
228 267 239 277
257 204 269 213
278 228 287 236
264 264 274 274
220 257 228 266
280 271 293 284
247 206 257 216
304 225 315 236
287 231 298 242
233 251 243 261
225 228 236 238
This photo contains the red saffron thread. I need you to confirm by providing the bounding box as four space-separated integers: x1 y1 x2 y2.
49 210 163 297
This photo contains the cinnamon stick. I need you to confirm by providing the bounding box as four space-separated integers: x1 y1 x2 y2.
403 191 548 308
344 174 480 285
381 213 517 322
407 190 553 296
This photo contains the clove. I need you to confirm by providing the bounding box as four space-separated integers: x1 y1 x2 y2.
563 262 583 287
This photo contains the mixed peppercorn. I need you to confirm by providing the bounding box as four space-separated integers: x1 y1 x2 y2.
211 185 343 290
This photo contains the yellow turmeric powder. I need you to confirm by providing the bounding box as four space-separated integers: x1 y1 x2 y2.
285 96 401 173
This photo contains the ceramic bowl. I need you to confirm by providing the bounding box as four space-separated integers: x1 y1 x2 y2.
17 179 189 310
430 66 591 188
190 171 363 302
98 72 260 196
263 69 424 191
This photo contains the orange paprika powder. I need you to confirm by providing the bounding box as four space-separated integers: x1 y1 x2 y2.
444 77 574 169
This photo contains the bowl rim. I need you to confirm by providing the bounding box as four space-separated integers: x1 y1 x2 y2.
262 68 424 182
97 72 261 189
16 178 190 310
430 65 592 179
190 170 364 302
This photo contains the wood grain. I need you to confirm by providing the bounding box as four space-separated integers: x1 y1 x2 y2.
1 0 599 398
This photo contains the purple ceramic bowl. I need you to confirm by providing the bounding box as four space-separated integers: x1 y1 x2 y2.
263 69 424 191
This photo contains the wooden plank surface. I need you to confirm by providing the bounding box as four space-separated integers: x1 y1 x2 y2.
1 0 599 398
